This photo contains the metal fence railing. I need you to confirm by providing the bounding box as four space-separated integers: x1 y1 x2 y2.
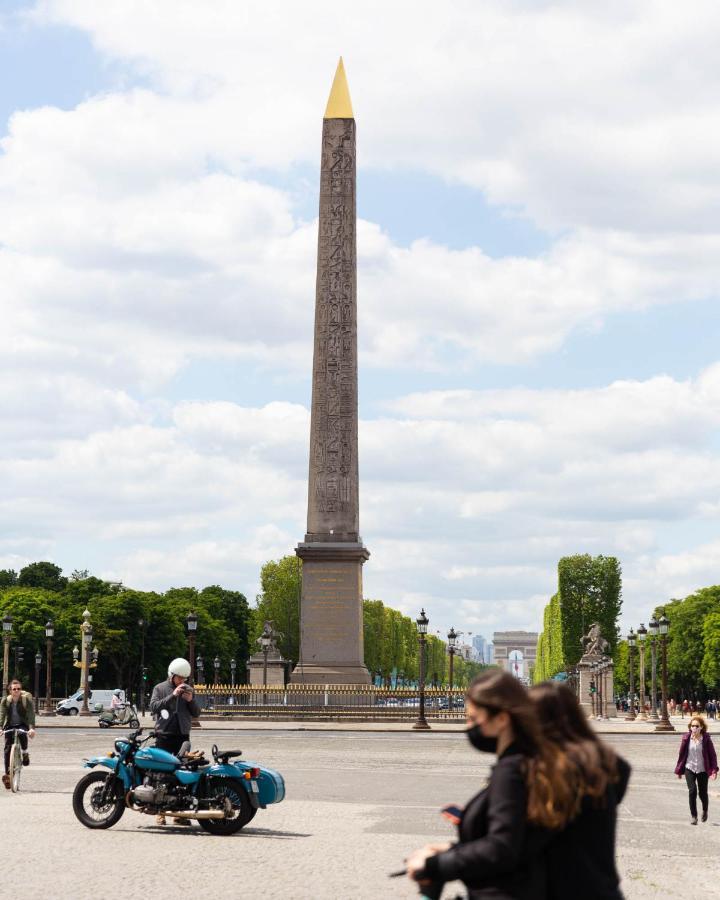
189 684 467 720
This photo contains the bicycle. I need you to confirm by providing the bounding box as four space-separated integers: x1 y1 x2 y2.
2 728 28 793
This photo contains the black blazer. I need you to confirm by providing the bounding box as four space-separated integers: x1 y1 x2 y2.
423 744 546 900
545 755 631 899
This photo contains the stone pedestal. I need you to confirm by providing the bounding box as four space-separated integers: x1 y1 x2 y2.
247 651 287 687
578 658 615 717
290 541 370 685
577 661 595 717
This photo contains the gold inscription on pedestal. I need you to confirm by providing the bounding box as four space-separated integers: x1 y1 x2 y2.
301 561 362 661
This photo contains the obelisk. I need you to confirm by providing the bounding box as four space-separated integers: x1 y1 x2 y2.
291 59 371 685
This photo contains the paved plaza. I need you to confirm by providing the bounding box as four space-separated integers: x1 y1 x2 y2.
2 722 719 899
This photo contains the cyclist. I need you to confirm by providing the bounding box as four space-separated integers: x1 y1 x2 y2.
150 658 200 825
1 678 36 789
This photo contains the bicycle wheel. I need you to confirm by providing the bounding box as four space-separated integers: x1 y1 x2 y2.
10 739 22 793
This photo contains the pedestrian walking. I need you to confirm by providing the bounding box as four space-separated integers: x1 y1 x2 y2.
404 669 574 899
681 699 689 718
669 699 676 717
674 715 718 825
530 681 631 900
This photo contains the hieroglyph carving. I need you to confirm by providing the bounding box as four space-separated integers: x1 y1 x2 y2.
307 118 359 537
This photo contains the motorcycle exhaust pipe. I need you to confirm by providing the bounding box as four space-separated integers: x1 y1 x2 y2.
159 809 227 819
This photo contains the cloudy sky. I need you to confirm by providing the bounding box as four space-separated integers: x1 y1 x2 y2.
2 0 719 642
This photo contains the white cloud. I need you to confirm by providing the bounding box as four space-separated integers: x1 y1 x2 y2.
0 2 718 638
33 0 720 234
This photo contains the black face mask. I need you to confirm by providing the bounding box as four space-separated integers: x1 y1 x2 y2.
466 724 498 754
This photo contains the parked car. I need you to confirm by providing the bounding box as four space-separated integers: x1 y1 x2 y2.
57 689 125 716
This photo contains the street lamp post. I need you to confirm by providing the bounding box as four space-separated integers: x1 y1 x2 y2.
447 626 457 713
230 658 236 705
655 614 675 733
636 624 648 721
648 616 660 723
186 612 201 729
34 651 42 713
137 618 147 715
79 609 93 716
259 632 271 706
44 620 55 715
625 629 637 720
213 656 220 709
2 614 13 695
185 612 198 682
413 609 431 731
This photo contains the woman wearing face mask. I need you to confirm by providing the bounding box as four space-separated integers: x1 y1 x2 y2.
404 670 575 900
674 715 718 824
529 681 631 899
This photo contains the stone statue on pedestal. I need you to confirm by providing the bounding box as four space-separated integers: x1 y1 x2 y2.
577 622 614 718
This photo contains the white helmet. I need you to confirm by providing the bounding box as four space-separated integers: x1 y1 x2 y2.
168 657 192 679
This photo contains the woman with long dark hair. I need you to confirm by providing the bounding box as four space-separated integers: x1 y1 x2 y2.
529 681 631 899
405 670 576 900
674 714 718 824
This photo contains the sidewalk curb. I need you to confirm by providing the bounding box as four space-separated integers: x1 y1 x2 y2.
31 715 702 735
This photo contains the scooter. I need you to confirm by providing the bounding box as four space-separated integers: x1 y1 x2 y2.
72 725 285 834
98 703 140 729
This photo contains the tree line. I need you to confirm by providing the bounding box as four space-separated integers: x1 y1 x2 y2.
613 585 720 701
0 558 488 697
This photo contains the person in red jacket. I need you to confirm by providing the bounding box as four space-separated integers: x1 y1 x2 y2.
674 715 718 824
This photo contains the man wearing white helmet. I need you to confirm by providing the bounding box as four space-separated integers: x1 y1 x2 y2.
150 657 201 826
150 658 200 755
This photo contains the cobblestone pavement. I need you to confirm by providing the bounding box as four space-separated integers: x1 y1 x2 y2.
2 727 718 899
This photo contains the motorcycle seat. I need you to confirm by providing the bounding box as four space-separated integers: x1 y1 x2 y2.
216 750 243 763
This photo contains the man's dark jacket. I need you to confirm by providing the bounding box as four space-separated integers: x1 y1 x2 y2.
149 679 200 735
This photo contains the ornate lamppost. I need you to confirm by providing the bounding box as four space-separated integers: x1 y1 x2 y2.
648 616 660 723
259 629 271 706
447 626 457 711
2 613 13 694
655 614 675 732
44 620 55 715
79 609 94 716
230 657 236 705
412 609 431 731
213 655 221 708
137 617 147 715
625 628 637 720
636 623 648 721
34 650 42 713
590 664 598 717
185 611 198 681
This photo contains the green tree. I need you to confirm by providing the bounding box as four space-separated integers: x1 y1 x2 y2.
663 587 720 699
0 570 17 588
701 610 720 691
18 561 68 592
252 557 301 665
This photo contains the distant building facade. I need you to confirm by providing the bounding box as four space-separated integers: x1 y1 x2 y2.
492 631 538 681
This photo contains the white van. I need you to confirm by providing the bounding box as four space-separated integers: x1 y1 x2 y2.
56 689 125 716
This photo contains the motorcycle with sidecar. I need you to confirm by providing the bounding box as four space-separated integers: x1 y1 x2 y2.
72 726 285 834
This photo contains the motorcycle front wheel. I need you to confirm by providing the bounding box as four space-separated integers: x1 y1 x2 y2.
199 778 256 835
72 771 126 829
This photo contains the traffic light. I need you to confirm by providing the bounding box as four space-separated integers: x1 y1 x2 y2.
142 666 148 682
16 645 24 665
589 680 596 694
